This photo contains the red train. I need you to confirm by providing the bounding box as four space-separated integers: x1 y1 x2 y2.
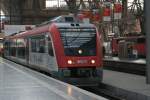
4 15 103 86
112 35 146 59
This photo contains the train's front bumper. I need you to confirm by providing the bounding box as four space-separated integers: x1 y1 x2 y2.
60 77 101 86
57 68 103 86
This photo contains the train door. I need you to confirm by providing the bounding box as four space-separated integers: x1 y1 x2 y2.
127 42 134 58
15 38 26 63
4 40 10 57
26 38 29 63
118 40 128 58
28 33 58 73
29 34 47 67
118 40 135 59
45 33 58 72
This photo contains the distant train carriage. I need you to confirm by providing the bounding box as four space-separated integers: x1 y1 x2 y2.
112 36 146 58
4 15 103 86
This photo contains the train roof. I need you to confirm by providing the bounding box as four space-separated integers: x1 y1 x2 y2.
55 23 95 29
5 15 96 39
36 15 79 27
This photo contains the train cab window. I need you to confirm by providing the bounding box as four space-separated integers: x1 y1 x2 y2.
46 35 54 56
59 28 96 56
31 35 46 53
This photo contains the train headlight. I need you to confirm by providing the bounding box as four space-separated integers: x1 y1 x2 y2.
67 60 73 64
91 60 95 64
78 49 82 54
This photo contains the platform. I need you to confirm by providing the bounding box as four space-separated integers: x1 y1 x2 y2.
103 56 146 64
0 57 107 100
103 57 146 75
103 70 150 100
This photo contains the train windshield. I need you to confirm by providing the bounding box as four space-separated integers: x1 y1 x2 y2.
59 28 96 56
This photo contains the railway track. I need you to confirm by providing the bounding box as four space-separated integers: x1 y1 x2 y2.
103 60 146 76
80 83 125 100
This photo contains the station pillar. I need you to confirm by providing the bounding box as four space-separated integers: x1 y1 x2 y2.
145 0 150 84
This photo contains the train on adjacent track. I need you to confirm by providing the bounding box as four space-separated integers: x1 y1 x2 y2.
112 35 146 59
3 15 103 86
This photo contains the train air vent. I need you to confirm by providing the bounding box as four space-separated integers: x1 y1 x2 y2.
71 23 75 26
76 24 79 26
65 17 74 22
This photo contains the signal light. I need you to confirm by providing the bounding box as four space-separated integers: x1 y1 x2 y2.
78 49 82 54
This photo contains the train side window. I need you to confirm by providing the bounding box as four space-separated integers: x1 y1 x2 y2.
10 39 16 57
4 40 10 56
16 39 26 59
39 38 45 53
47 35 54 56
31 39 36 52
31 35 45 53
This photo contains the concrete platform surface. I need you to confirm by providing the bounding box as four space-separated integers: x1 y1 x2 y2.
103 57 146 64
103 70 150 100
0 57 107 100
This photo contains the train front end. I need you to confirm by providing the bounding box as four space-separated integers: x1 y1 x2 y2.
50 16 103 86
